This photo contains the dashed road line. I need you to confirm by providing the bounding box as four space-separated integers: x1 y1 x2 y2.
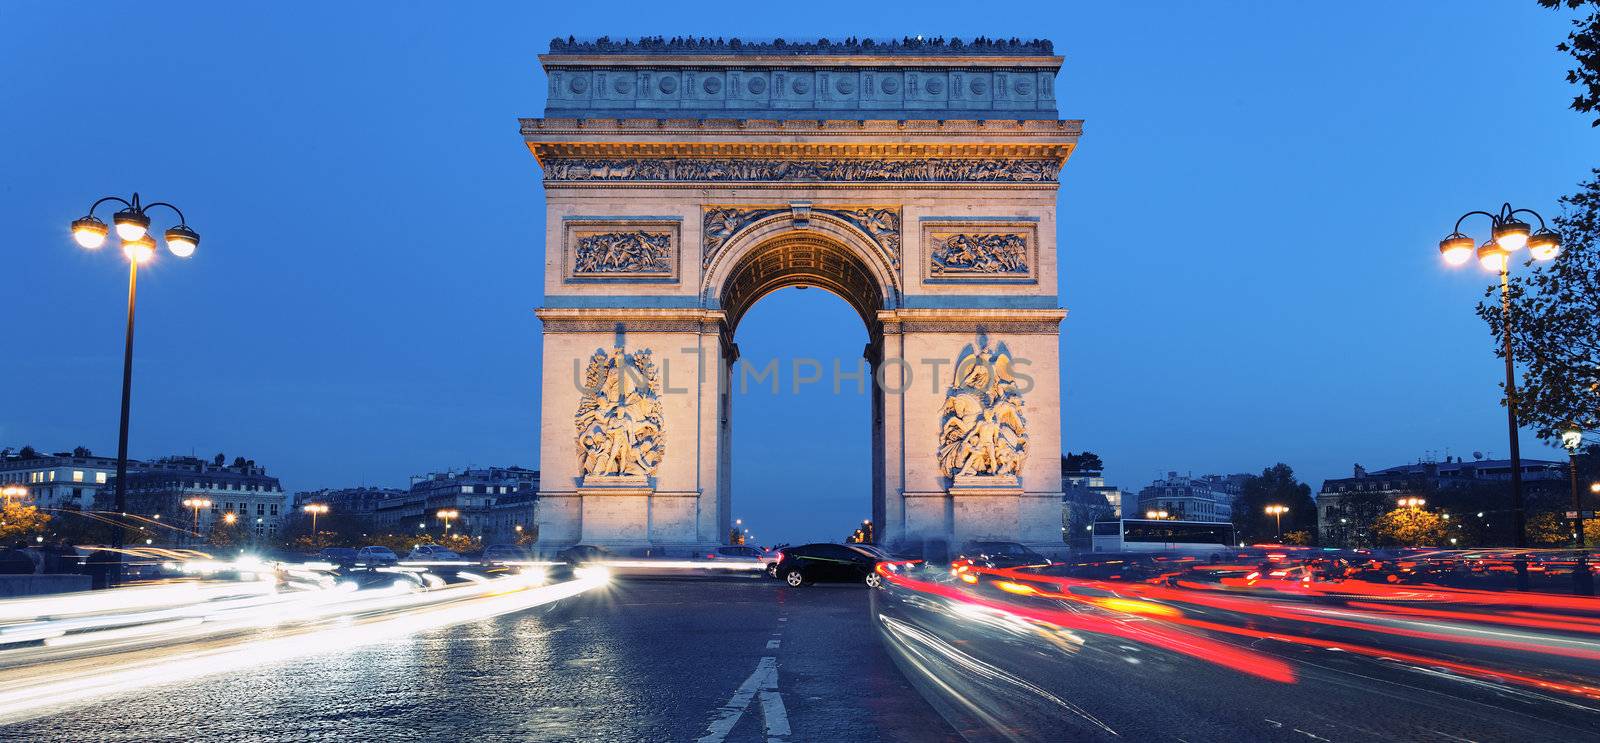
697 656 791 743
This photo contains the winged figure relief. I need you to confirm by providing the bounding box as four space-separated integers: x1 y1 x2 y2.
575 348 665 478
937 341 1028 480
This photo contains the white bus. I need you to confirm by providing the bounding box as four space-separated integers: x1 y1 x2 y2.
1090 519 1235 555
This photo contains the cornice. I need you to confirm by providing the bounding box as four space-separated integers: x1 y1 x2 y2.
522 117 1081 138
539 54 1063 69
527 142 1075 161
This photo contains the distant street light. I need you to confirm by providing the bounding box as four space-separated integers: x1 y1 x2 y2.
223 512 237 525
1439 203 1561 550
182 498 211 538
1265 505 1289 539
1398 497 1426 510
1145 510 1169 520
0 486 25 503
72 192 200 583
437 508 460 535
303 503 329 533
1562 426 1593 595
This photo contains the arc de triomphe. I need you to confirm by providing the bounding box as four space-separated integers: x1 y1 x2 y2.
523 37 1080 552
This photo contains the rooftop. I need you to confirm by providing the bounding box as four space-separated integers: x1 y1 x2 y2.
547 36 1055 57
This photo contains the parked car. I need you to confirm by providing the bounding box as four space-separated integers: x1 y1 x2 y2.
557 544 612 565
481 544 535 564
317 547 358 565
406 544 462 561
773 543 893 588
955 541 1051 570
355 545 399 565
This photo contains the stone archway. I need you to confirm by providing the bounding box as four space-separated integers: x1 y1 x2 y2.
525 39 1080 552
706 226 895 545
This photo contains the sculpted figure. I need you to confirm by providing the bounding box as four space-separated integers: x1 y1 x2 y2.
575 347 665 478
937 339 1028 480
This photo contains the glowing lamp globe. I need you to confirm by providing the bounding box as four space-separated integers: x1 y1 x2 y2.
112 208 150 241
71 215 109 249
1437 233 1474 266
1476 241 1508 273
122 234 156 263
1527 228 1561 261
164 225 199 258
1492 218 1530 252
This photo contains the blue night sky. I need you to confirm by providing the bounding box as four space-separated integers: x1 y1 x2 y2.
1 2 1592 545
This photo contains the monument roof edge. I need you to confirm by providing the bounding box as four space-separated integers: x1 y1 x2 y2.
539 53 1063 69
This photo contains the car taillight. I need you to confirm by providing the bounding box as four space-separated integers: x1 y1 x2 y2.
706 553 716 559
774 551 783 562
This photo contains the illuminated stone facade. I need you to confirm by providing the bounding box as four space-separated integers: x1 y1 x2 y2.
526 38 1079 551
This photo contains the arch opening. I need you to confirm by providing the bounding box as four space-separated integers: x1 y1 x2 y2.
717 231 886 334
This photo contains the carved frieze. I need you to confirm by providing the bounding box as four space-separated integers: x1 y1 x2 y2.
574 231 672 274
563 218 680 283
937 338 1028 482
701 206 902 270
576 347 665 479
920 219 1038 284
544 158 1060 184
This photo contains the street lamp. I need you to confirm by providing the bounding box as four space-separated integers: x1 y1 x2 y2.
1398 497 1426 510
1562 426 1593 595
181 498 211 539
223 512 237 525
72 192 200 582
303 503 329 533
1439 203 1561 551
437 508 459 535
1265 504 1288 539
1145 509 1169 520
0 485 25 503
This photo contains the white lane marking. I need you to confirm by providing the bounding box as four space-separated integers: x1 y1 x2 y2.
778 617 788 621
766 639 781 649
697 656 790 743
760 689 791 740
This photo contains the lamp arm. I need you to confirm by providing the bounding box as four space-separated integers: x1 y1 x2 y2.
140 202 189 225
1508 208 1549 231
86 195 133 216
1452 210 1499 234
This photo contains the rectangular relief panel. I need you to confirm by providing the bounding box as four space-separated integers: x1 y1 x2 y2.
919 217 1039 285
562 217 682 284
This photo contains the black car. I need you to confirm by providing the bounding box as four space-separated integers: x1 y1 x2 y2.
556 544 612 565
956 541 1051 569
773 543 892 588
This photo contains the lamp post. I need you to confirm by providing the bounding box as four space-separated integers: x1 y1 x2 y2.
0 486 24 504
1265 504 1288 540
1562 427 1594 595
1438 204 1561 554
1398 497 1426 511
437 508 459 536
1145 509 1169 520
182 498 211 543
303 503 329 534
71 193 200 582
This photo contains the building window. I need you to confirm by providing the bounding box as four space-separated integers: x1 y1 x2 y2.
257 504 264 516
49 471 56 481
72 471 84 482
96 472 107 484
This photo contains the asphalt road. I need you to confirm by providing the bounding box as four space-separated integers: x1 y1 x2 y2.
0 576 957 742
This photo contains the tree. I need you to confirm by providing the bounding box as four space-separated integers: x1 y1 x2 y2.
17 446 38 459
1374 509 1447 547
1231 464 1316 544
72 446 92 457
1061 452 1104 473
213 453 225 466
208 518 247 549
1541 1 1600 126
0 502 50 542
